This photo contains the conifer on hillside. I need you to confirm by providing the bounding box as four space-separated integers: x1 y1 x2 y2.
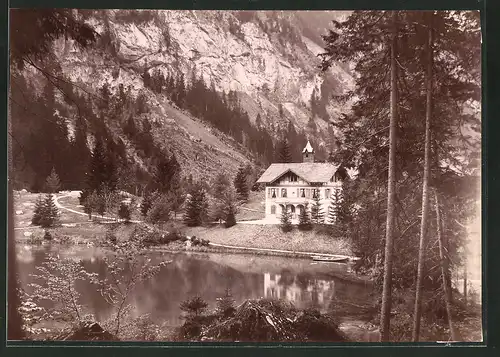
184 183 208 227
310 191 324 225
327 189 342 224
147 194 172 227
39 194 59 228
31 195 44 226
140 190 156 217
277 138 293 163
45 167 61 193
234 166 249 202
280 205 293 233
216 288 236 319
118 202 131 223
298 203 312 231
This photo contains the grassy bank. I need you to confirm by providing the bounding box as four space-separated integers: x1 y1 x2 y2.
180 224 352 256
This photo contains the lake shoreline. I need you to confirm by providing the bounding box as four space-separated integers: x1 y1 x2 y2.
15 237 372 285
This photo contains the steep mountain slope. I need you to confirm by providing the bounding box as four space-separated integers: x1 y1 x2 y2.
25 10 355 181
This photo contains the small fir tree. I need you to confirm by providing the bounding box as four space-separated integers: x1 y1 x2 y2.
140 190 155 217
225 209 236 228
280 205 293 233
184 183 208 227
310 191 325 225
234 166 249 202
31 195 44 226
83 190 102 220
277 138 293 163
45 167 61 193
216 288 236 319
147 194 172 227
43 230 52 241
180 296 208 318
39 194 59 228
298 203 313 231
212 172 231 201
118 203 131 222
328 189 342 224
168 189 185 220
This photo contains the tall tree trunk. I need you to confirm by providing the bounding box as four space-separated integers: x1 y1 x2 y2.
412 12 434 342
8 89 25 340
463 263 468 304
434 189 458 341
379 10 399 342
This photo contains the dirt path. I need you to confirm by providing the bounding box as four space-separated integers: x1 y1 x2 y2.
54 194 142 223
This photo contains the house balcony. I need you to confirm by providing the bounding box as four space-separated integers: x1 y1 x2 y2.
268 196 312 204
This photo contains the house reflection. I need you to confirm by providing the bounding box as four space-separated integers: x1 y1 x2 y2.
263 272 335 311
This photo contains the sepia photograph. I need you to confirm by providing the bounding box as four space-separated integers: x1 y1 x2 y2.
7 8 482 343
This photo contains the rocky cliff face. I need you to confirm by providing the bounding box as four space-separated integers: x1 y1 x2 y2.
50 10 354 177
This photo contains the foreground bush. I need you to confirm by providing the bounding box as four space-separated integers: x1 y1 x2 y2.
175 297 348 342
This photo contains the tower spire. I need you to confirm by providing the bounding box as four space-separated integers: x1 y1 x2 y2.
302 140 315 163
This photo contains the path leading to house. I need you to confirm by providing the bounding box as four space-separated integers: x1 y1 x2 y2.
54 193 142 224
53 191 273 225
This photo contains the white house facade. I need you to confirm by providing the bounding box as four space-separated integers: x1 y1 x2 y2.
256 141 345 224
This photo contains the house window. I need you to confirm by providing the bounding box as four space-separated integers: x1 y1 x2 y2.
271 205 276 214
290 174 297 182
312 189 319 198
300 189 305 198
271 189 276 198
325 189 331 199
282 188 287 198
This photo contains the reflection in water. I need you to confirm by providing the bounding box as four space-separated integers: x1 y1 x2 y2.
264 272 335 312
17 246 371 328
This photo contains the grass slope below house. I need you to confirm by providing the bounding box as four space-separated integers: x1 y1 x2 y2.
181 224 351 256
237 191 266 221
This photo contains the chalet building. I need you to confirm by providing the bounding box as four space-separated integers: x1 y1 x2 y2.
256 141 345 224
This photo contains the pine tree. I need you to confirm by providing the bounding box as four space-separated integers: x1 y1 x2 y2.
118 202 130 223
412 12 434 342
147 194 172 227
152 153 181 194
277 138 293 163
225 209 236 228
87 137 108 193
216 288 236 318
180 296 208 318
40 194 59 228
45 167 61 193
184 183 208 227
31 195 44 226
298 204 312 231
140 190 156 217
168 189 185 220
280 205 293 233
327 151 335 163
212 172 231 201
234 166 249 202
255 113 263 129
328 189 343 224
70 116 90 189
310 191 325 225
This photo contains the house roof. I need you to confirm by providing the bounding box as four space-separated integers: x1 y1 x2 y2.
302 140 314 153
256 163 340 184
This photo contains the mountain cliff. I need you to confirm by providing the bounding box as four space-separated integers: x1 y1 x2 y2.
13 10 355 188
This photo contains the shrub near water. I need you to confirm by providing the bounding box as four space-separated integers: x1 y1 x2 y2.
176 296 348 342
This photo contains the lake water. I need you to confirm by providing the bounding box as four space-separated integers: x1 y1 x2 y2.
16 244 374 328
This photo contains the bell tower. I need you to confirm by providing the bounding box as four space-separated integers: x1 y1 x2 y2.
302 140 315 163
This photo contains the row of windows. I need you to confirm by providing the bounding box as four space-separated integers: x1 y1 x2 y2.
268 188 341 199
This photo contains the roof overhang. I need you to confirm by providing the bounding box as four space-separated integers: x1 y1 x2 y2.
267 169 310 185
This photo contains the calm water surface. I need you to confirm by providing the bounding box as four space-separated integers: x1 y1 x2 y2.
17 244 373 327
